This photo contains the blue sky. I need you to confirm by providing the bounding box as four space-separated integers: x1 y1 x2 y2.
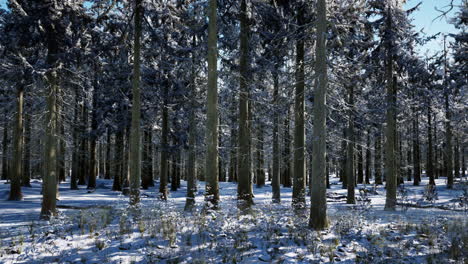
405 0 462 55
0 0 462 55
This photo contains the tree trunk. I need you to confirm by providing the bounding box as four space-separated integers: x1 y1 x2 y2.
77 100 87 186
105 129 111 179
142 128 151 189
23 109 31 187
171 137 178 191
159 84 169 200
237 0 252 204
272 67 280 203
292 5 306 208
384 74 398 211
88 74 99 189
413 109 421 185
1 115 8 181
384 7 398 211
185 45 197 209
444 38 453 188
112 130 123 191
346 85 355 204
357 133 364 184
9 84 24 201
454 137 460 178
365 130 371 184
309 0 328 229
374 126 382 185
282 107 292 187
427 93 435 185
128 0 143 206
341 128 347 188
40 32 59 219
70 89 80 190
256 119 265 188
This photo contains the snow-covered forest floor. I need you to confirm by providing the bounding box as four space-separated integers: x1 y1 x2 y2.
0 176 467 264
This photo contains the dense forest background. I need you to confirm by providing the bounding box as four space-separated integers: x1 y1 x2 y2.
0 0 467 263
0 0 466 227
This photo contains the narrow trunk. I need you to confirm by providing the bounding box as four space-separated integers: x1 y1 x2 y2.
384 7 397 211
341 128 347 188
70 90 80 190
272 68 280 202
88 77 98 189
105 129 111 179
40 39 59 219
413 110 421 185
204 0 220 206
310 0 328 229
427 94 435 185
384 75 398 210
444 37 453 188
185 47 197 209
454 137 460 178
365 130 371 184
159 85 169 200
346 85 355 204
357 134 364 184
128 0 143 206
141 128 151 189
1 116 8 181
23 110 31 187
77 100 87 186
9 84 24 201
282 108 292 187
375 127 382 185
256 120 265 188
237 0 252 204
292 5 306 207
112 130 123 191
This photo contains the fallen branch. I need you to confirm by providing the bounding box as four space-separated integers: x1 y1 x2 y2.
396 202 465 212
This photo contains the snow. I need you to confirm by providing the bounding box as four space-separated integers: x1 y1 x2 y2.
0 176 467 263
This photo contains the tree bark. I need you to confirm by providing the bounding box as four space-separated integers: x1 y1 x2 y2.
309 0 328 229
71 89 80 190
427 92 435 186
128 0 143 206
272 67 280 203
443 37 453 188
357 133 364 184
159 84 169 200
282 107 292 187
105 129 111 179
23 108 31 187
41 30 59 219
185 44 197 209
374 126 382 185
454 137 460 178
292 5 306 208
384 7 398 211
9 84 24 201
255 115 265 188
1 115 8 181
412 103 421 185
112 130 123 191
365 130 371 184
237 0 252 204
346 85 355 204
88 73 99 189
